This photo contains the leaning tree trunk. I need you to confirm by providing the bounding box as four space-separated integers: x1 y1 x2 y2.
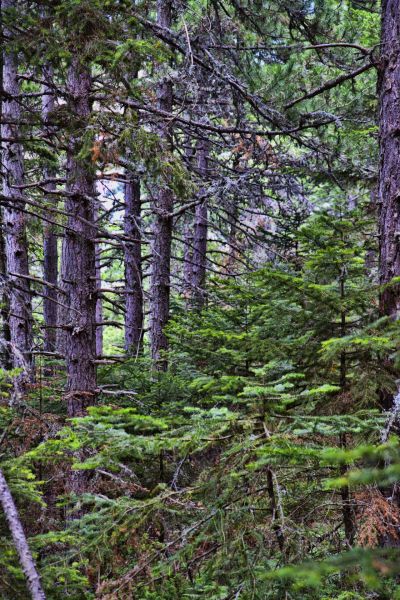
0 469 46 600
150 0 174 370
62 56 97 418
124 174 143 356
1 0 33 383
378 0 400 319
42 66 58 354
191 140 209 308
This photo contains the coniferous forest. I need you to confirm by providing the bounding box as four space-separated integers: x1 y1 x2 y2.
3 0 400 598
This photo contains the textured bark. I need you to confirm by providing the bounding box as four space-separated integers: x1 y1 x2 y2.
191 141 209 308
0 34 11 369
95 244 103 358
182 142 195 301
183 213 194 298
95 205 103 357
0 211 11 369
62 56 97 417
124 175 143 355
150 0 173 369
378 0 400 318
1 0 33 379
42 66 58 354
0 469 46 600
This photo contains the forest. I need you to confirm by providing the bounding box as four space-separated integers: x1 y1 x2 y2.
1 0 400 598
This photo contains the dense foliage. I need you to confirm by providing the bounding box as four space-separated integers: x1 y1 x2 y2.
3 1 400 599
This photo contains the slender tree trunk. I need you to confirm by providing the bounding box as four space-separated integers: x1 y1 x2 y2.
378 0 400 318
183 213 194 300
0 20 11 369
95 248 103 358
62 56 97 417
42 66 58 354
0 469 46 600
0 211 11 369
226 197 239 274
95 205 103 358
182 140 195 303
1 0 33 382
124 175 143 356
191 140 209 308
150 0 173 370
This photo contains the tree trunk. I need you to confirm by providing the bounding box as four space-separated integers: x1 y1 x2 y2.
124 175 143 356
1 0 33 382
150 0 173 370
378 0 400 318
95 205 103 358
191 140 209 308
42 66 58 354
62 56 97 417
0 469 46 600
0 25 11 370
183 213 194 300
0 210 11 369
377 0 400 508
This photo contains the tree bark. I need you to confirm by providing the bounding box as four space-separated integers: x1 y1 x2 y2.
95 205 103 358
62 56 97 417
0 16 11 370
1 0 33 382
0 469 46 600
124 175 143 356
191 140 209 308
150 0 174 370
378 0 400 318
42 66 58 354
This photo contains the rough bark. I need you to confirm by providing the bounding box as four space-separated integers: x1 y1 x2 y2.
62 56 97 417
183 213 194 299
0 210 11 369
378 0 400 318
1 0 33 381
377 0 400 507
95 205 103 358
150 0 173 369
0 25 11 369
42 66 58 354
0 469 46 600
124 175 143 356
191 140 209 308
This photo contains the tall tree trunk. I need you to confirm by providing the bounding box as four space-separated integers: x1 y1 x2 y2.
150 0 173 370
62 56 97 417
378 0 400 319
377 1 400 509
182 140 195 303
1 0 33 383
191 140 209 308
124 175 143 356
0 17 11 370
0 469 46 600
42 66 58 354
183 212 194 300
226 197 239 274
95 246 103 358
95 204 103 358
0 211 11 369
